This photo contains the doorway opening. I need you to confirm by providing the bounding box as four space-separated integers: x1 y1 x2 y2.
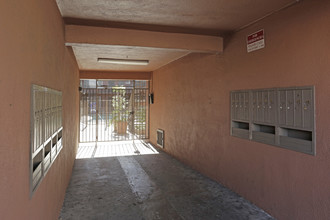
79 80 149 143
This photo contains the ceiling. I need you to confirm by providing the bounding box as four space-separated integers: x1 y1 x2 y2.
72 44 190 71
56 0 298 72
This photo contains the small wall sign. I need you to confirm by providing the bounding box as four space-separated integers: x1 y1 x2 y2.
247 29 265 53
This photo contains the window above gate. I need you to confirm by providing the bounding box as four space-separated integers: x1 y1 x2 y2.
80 80 149 89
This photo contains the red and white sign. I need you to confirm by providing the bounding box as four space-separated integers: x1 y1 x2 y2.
247 29 265 53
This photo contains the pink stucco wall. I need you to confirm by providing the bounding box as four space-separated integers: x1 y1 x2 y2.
0 0 79 219
150 1 330 219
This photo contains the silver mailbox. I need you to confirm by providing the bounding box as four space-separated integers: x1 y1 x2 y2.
302 89 313 129
230 86 315 155
231 91 250 122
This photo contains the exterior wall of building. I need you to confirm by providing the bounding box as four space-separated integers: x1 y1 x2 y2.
150 1 330 219
0 0 79 219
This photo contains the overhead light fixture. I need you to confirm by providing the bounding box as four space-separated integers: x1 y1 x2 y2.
97 58 149 66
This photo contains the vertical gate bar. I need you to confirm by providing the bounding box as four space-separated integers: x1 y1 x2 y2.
82 91 83 142
106 88 108 141
114 88 117 141
147 80 150 139
82 90 84 142
100 88 102 142
104 88 106 141
139 89 141 138
94 88 96 142
90 89 92 142
99 88 101 142
81 92 84 142
80 91 82 142
88 90 90 142
90 89 91 142
103 88 105 142
84 91 87 142
103 88 105 141
107 88 109 141
83 91 85 142
110 88 112 141
144 88 147 138
142 89 144 137
136 88 138 139
146 88 147 138
102 87 103 142
89 90 91 142
87 91 89 142
79 91 81 142
121 89 124 141
108 88 110 141
120 88 122 141
140 89 142 138
111 88 114 141
138 89 140 138
102 88 104 141
115 88 117 141
102 88 104 142
135 88 137 139
143 89 145 138
96 86 99 142
92 88 94 142
91 89 93 142
86 89 93 141
116 88 117 141
81 92 83 142
132 86 134 141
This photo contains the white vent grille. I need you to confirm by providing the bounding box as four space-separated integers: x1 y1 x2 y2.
157 129 164 148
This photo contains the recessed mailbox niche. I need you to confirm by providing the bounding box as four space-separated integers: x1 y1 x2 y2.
230 86 315 155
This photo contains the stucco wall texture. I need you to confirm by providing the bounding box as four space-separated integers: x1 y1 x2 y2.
150 1 330 220
0 0 79 219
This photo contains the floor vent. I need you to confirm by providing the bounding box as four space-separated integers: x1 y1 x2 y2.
157 129 164 148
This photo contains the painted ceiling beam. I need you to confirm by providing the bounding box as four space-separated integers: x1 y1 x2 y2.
80 70 152 80
65 25 223 53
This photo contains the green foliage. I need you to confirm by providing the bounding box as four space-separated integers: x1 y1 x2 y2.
111 87 129 122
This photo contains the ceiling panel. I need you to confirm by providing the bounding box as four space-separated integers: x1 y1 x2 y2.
57 0 297 32
72 44 190 71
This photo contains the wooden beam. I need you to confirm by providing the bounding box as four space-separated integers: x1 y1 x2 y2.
66 25 223 53
80 71 152 80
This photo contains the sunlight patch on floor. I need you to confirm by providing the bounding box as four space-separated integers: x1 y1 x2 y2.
76 140 159 159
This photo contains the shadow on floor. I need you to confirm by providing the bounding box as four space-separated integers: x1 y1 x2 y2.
60 142 274 220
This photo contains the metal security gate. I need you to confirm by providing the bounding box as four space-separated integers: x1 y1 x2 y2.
79 80 149 143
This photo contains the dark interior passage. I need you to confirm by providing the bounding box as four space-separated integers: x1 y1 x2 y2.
60 142 273 220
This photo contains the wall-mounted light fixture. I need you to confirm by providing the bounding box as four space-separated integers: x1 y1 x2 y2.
97 58 149 66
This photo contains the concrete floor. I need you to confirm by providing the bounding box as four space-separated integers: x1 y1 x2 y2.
60 141 274 220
